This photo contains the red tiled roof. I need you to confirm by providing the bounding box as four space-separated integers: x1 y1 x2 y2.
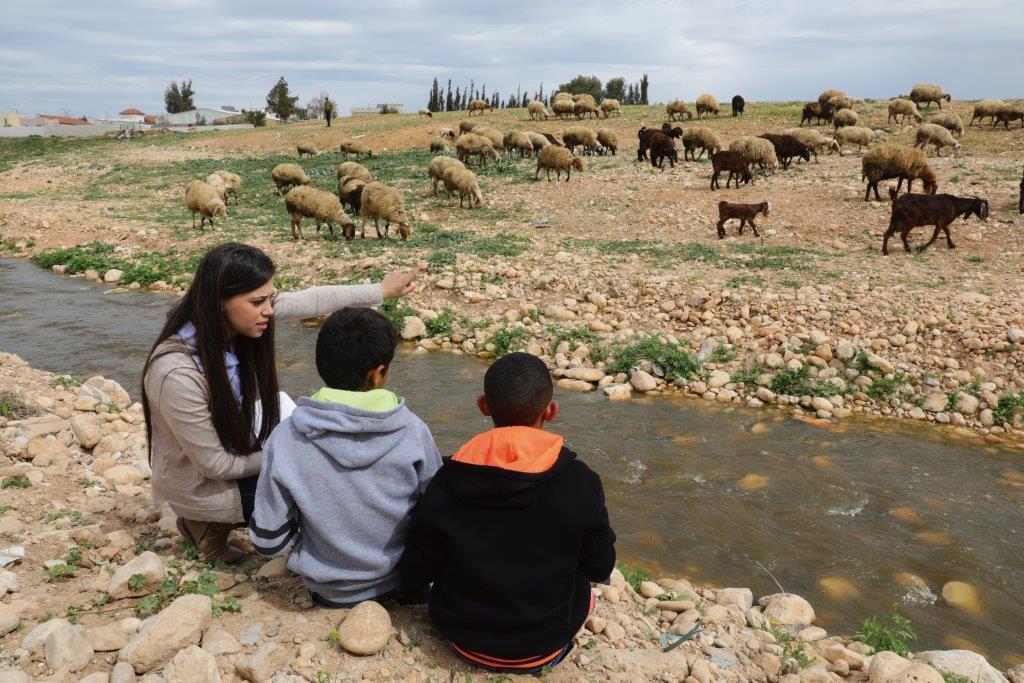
119 108 145 115
38 114 89 125
143 114 159 124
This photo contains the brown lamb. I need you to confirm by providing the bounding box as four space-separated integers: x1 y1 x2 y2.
710 151 753 190
648 132 678 169
882 187 989 255
717 201 770 238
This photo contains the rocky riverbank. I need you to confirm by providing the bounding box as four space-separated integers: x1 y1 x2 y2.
0 351 1020 682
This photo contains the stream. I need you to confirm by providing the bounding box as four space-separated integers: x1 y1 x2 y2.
1 256 1021 665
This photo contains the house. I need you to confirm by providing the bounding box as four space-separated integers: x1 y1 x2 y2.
1 112 20 127
165 107 245 126
350 103 405 115
27 114 90 126
118 108 146 123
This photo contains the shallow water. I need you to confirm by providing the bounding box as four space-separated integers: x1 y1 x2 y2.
1 257 1022 665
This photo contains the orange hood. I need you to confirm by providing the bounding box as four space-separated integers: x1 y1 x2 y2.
452 427 564 474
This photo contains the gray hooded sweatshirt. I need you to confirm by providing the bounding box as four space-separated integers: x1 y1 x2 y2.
249 392 442 604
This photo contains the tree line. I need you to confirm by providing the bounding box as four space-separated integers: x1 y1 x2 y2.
425 74 648 112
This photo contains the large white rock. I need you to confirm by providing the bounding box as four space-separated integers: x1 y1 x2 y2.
118 594 212 673
22 618 78 654
164 644 221 683
868 650 911 680
563 367 605 383
103 464 147 487
762 594 815 625
400 316 427 340
235 643 290 682
707 370 730 389
107 551 166 599
86 622 129 651
916 650 1009 683
629 369 658 392
44 624 94 672
70 415 102 449
79 376 131 408
336 601 392 655
201 627 242 655
716 587 753 611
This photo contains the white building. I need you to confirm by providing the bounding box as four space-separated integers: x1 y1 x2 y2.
350 103 405 116
165 107 244 126
118 108 146 123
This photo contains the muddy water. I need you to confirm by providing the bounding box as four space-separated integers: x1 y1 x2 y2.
1 257 1022 665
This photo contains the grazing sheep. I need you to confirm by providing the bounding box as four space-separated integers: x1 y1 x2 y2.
682 127 722 161
970 99 1007 126
428 156 466 196
553 92 572 102
297 142 319 157
419 108 433 118
468 99 493 116
574 100 600 119
914 123 961 156
359 181 410 240
833 108 859 129
834 126 883 155
710 151 753 190
929 112 964 138
637 124 682 161
800 102 833 126
909 83 951 110
339 141 373 158
732 95 745 117
758 134 812 169
596 128 618 155
888 99 923 124
505 131 535 158
826 94 856 112
729 137 779 173
535 145 584 182
780 128 840 162
717 201 770 238
818 89 846 106
473 126 505 150
883 187 988 254
525 132 550 152
561 126 600 155
455 133 500 167
861 144 938 201
552 99 576 120
442 166 484 208
600 99 621 117
212 170 241 204
338 176 367 214
185 180 227 230
336 161 371 182
285 186 354 240
438 128 456 140
271 163 310 194
459 120 477 134
666 100 693 121
696 94 721 119
527 100 550 120
993 105 1024 129
649 132 678 169
205 173 228 202
430 136 448 153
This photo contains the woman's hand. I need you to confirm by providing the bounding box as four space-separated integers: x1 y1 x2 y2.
380 262 425 299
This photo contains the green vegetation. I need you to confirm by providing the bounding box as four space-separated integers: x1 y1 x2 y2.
709 345 738 364
485 327 530 357
32 241 202 286
730 362 765 386
615 562 651 593
0 391 36 419
134 557 238 618
993 391 1024 425
769 365 839 398
866 374 910 402
378 298 417 331
424 309 456 337
758 619 813 671
547 325 601 357
606 336 702 381
855 605 917 657
563 238 825 274
1 476 31 489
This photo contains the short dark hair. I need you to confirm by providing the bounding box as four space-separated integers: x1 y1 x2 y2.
316 307 398 390
483 352 553 427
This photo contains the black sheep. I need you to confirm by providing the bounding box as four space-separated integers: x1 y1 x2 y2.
800 102 833 126
732 95 745 117
759 134 812 169
637 124 682 161
649 132 678 169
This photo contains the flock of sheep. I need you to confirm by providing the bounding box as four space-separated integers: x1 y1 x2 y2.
182 83 1021 254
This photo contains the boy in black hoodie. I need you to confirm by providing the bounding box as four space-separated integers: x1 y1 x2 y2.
398 352 616 674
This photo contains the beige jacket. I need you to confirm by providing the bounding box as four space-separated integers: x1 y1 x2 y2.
144 284 383 523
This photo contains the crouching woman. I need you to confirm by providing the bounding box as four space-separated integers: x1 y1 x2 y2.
141 242 420 563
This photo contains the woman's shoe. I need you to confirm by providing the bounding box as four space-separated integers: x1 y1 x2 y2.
176 517 246 564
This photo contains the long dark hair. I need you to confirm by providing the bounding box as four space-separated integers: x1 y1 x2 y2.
142 243 281 456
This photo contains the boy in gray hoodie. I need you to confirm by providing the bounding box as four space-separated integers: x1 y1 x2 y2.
249 307 442 606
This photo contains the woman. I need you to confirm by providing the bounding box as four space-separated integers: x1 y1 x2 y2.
142 243 420 563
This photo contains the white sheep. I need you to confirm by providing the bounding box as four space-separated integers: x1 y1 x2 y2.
914 123 960 157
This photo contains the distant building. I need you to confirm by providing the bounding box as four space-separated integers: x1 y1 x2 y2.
350 103 405 116
118 107 146 123
1 112 20 127
165 107 245 126
27 114 90 126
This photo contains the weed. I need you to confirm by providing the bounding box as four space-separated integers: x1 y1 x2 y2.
1 476 31 489
53 375 83 389
731 363 765 386
606 336 702 381
211 596 243 616
547 325 600 357
378 298 417 330
48 564 76 582
710 345 738 364
758 619 813 671
726 274 764 288
66 604 83 625
867 374 910 402
615 563 651 593
128 573 148 591
78 477 98 488
134 561 221 618
425 309 456 337
427 249 456 269
327 628 341 648
769 365 839 398
486 327 530 357
32 241 203 287
855 605 917 657
0 391 36 420
936 671 972 683
993 391 1024 424
133 532 160 554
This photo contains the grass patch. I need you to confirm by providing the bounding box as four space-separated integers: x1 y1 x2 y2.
1 476 31 489
993 391 1024 425
32 241 202 286
425 309 456 337
758 619 814 671
485 327 530 357
709 345 738 364
769 365 839 398
0 391 36 420
615 563 651 593
547 325 601 357
855 605 917 657
606 336 703 381
379 298 417 331
866 374 910 402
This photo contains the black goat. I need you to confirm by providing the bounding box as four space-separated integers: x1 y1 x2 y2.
649 132 678 169
800 102 833 126
637 124 682 161
732 95 745 117
759 133 812 169
883 187 989 255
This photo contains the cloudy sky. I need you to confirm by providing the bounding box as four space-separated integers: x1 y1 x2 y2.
2 0 1019 118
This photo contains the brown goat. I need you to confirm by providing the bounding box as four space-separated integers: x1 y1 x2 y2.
710 151 753 190
649 132 678 169
717 201 770 238
800 102 833 126
994 109 1024 129
882 187 989 254
637 124 682 161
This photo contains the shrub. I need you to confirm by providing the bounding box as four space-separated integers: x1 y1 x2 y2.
486 327 530 357
855 605 917 657
425 309 456 338
607 336 702 381
769 365 839 398
0 391 36 419
993 391 1024 424
615 563 650 592
242 109 267 127
1 476 31 489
